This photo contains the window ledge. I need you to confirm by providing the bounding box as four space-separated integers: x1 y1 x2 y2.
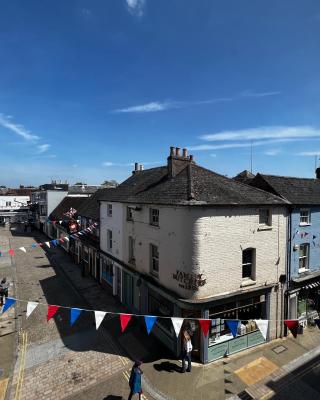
150 272 159 279
240 279 256 288
258 226 272 231
299 223 311 227
149 223 160 229
298 268 310 274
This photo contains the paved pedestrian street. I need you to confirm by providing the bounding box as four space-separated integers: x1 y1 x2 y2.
0 227 135 400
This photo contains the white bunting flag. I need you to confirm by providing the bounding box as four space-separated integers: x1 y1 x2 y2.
26 301 38 318
171 317 184 338
254 319 269 340
45 242 50 248
64 237 69 242
95 311 107 330
59 220 63 224
19 247 27 253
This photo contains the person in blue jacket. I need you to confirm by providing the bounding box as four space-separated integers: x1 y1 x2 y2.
128 360 143 400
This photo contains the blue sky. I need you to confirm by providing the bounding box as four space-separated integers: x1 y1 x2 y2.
1 0 320 186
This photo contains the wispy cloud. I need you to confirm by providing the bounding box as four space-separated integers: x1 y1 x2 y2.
126 0 145 17
264 148 282 156
199 126 320 142
296 151 320 156
0 113 39 141
188 138 305 151
112 90 280 114
81 8 92 17
102 161 159 167
37 144 50 154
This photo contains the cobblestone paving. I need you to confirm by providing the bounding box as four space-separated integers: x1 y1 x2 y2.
1 227 130 400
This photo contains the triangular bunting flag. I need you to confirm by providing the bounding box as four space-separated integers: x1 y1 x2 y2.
254 319 269 340
70 308 82 326
19 247 27 253
1 298 16 314
26 301 38 318
64 237 69 242
59 220 63 224
95 311 107 330
226 320 239 338
144 316 157 335
47 305 60 322
313 235 317 240
8 249 14 256
284 320 299 338
199 319 211 337
314 318 320 329
45 242 50 248
120 314 132 333
59 238 64 243
171 317 184 338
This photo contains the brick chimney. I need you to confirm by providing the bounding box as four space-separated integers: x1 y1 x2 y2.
316 167 320 179
132 162 140 175
167 147 195 178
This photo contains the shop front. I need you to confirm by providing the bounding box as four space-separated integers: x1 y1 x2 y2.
100 254 114 291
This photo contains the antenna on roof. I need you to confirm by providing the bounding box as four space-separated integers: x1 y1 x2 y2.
250 140 253 173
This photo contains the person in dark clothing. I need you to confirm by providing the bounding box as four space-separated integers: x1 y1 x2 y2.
128 360 143 400
0 278 9 306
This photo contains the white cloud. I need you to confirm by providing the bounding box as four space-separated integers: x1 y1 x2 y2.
112 91 280 114
0 113 39 141
210 154 217 157
126 0 145 17
296 151 320 156
264 149 282 156
200 126 320 142
102 160 159 167
37 144 50 154
188 138 304 151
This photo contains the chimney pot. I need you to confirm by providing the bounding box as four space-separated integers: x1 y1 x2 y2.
182 148 188 158
170 146 175 156
189 155 194 162
316 167 320 179
140 164 144 171
175 147 181 157
135 162 139 171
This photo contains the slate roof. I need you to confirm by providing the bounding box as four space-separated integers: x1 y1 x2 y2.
98 164 287 206
76 189 104 220
233 170 255 184
49 196 88 220
250 174 320 205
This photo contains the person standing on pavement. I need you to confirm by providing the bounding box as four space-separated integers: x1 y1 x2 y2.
128 360 143 400
0 277 9 306
181 330 193 373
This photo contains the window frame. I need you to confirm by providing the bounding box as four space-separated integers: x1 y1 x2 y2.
150 208 159 226
300 208 311 225
299 243 310 272
107 204 113 217
128 236 135 265
259 208 272 227
107 229 113 251
150 244 159 277
242 248 256 280
127 206 133 222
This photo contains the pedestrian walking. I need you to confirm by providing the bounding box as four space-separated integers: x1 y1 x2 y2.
181 330 192 373
0 277 9 306
128 360 143 400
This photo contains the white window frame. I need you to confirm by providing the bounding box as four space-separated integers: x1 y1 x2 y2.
107 229 113 251
150 244 159 277
259 209 272 227
107 204 113 217
242 248 256 280
300 208 311 225
150 208 159 226
299 243 310 272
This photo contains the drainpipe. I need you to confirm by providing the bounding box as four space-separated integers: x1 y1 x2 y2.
284 208 292 336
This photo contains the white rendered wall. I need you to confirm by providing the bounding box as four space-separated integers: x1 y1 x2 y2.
0 196 29 209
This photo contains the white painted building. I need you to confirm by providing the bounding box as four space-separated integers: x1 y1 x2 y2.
0 195 30 223
99 147 288 363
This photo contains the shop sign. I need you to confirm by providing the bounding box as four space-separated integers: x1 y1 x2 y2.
172 270 206 291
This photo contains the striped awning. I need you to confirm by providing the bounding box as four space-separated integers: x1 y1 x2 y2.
303 281 320 289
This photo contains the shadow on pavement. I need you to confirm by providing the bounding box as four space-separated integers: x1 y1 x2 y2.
153 361 182 373
103 396 123 400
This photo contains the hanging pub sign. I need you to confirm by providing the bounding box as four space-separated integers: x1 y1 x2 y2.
172 270 207 291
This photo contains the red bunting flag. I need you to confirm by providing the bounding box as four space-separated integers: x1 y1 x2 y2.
199 319 211 337
38 243 44 247
47 305 60 322
284 320 299 338
8 249 14 256
60 238 64 243
120 314 132 333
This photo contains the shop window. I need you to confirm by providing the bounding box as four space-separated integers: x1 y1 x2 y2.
150 208 159 226
150 244 159 277
107 230 113 251
107 204 112 217
148 290 173 334
127 207 133 221
242 248 256 280
101 258 113 285
300 209 310 225
128 236 135 265
259 209 272 226
299 243 309 272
